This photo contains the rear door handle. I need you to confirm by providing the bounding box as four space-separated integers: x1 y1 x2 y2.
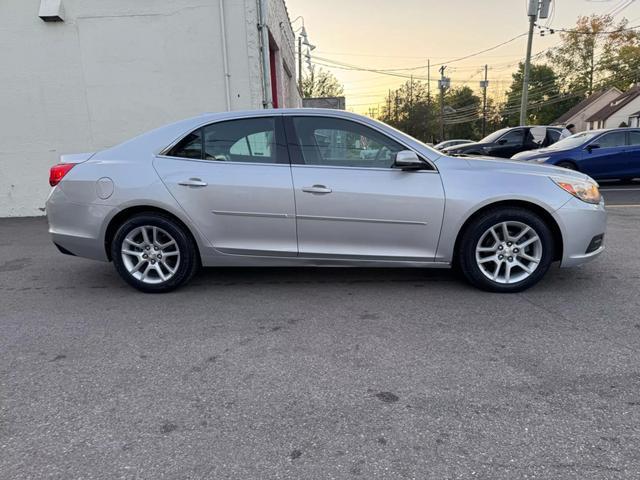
302 185 332 194
178 178 208 187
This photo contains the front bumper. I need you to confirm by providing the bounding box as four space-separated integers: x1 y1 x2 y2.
554 196 607 268
46 187 114 262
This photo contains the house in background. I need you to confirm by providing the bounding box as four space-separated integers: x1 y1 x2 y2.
628 110 640 127
553 87 622 132
586 85 640 130
0 0 301 217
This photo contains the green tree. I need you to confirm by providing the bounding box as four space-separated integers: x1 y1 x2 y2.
379 80 438 142
599 27 640 90
440 86 482 140
546 14 639 95
301 67 344 98
502 62 578 126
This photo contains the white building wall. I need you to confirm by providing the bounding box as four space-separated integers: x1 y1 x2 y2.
0 0 299 217
565 88 621 132
604 98 640 128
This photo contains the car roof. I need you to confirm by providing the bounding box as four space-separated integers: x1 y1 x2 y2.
582 127 640 134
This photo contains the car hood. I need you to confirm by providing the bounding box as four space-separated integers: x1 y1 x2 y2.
459 155 591 182
512 146 570 160
442 142 481 152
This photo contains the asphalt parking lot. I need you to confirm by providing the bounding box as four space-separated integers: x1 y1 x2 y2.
1 184 640 479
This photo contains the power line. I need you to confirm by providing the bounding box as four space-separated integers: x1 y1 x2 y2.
535 22 640 34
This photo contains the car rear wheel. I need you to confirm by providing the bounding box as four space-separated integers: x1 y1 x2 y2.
457 208 554 293
111 213 199 293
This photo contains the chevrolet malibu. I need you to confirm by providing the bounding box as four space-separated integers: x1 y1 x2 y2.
46 109 606 293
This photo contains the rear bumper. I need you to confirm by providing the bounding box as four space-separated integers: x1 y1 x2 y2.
554 197 607 268
46 187 113 262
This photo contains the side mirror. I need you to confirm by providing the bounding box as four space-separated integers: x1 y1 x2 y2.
586 144 600 153
497 139 508 145
393 150 425 170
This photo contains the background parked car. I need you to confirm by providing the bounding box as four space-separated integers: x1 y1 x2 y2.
442 126 563 158
433 139 473 151
512 128 640 181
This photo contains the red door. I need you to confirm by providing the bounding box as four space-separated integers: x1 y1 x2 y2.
269 35 279 108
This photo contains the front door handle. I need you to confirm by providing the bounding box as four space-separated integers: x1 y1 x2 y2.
178 178 208 187
302 185 332 194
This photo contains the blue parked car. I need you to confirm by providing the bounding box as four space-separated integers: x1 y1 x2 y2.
512 128 640 181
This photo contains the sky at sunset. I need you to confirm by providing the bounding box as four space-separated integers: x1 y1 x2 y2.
285 0 640 114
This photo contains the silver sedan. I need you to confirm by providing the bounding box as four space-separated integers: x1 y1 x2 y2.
46 109 606 293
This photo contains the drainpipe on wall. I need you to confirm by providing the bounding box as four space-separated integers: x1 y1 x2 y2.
257 0 273 108
219 0 231 110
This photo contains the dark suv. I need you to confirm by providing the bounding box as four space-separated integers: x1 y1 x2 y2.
442 126 563 158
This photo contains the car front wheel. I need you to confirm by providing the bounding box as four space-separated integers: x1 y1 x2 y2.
111 213 199 293
457 208 554 292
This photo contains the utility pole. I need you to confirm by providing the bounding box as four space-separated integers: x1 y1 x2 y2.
298 36 303 92
394 91 399 122
427 59 431 103
520 0 552 125
438 65 449 141
481 64 489 137
409 75 414 108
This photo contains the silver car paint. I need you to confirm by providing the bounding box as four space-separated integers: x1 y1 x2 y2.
46 108 606 270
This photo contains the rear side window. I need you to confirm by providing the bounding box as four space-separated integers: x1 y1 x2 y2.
629 131 640 145
168 130 202 159
167 117 282 163
546 129 561 144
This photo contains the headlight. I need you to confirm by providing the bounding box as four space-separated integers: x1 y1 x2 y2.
551 176 601 204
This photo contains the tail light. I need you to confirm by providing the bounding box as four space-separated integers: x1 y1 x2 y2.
49 163 75 187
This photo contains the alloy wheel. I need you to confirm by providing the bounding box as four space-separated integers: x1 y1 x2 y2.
475 221 542 284
121 225 181 284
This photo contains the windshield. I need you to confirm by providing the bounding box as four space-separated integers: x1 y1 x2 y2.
546 131 598 150
479 128 510 143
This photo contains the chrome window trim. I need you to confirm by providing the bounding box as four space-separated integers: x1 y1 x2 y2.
290 163 438 174
154 154 291 168
159 112 439 173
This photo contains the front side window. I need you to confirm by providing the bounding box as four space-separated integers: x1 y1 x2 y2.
498 129 525 146
291 117 405 168
167 117 280 163
596 131 626 148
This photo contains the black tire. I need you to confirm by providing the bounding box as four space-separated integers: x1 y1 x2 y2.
456 207 555 293
111 212 199 293
556 161 577 171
